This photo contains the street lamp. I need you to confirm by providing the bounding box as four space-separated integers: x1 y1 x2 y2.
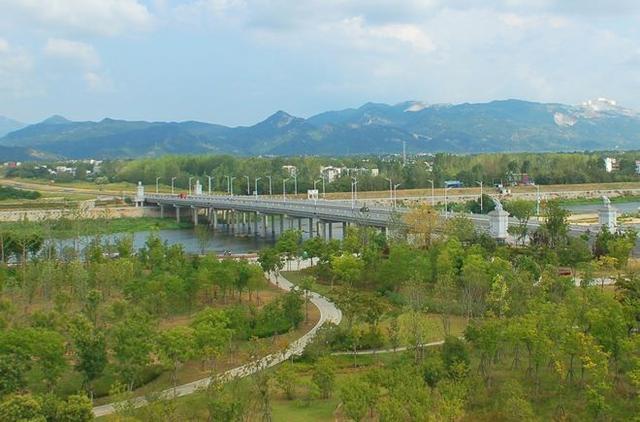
476 180 483 213
282 178 289 201
293 175 298 196
320 175 326 198
394 183 401 208
207 176 213 195
188 176 194 195
155 176 161 194
385 178 393 201
254 177 261 197
224 175 235 196
171 177 176 194
265 175 273 196
244 175 250 195
427 179 435 206
351 177 358 210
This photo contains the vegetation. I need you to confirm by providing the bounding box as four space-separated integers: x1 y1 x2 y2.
0 186 41 201
7 150 640 196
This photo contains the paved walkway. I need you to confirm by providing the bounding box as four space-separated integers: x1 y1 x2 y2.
93 259 341 417
332 340 446 356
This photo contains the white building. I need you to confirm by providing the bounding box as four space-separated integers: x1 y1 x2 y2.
282 165 297 177
635 160 640 175
604 157 619 173
320 166 344 182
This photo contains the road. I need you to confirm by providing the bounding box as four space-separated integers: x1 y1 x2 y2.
92 259 342 418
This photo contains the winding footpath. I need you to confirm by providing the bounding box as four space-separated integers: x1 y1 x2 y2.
92 259 342 418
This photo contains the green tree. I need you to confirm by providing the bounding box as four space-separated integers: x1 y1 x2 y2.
0 393 45 422
312 357 336 399
157 326 196 389
191 308 233 370
111 313 156 390
69 315 107 397
274 362 297 400
331 254 364 286
339 377 376 422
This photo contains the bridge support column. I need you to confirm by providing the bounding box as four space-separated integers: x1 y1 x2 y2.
342 222 347 237
309 218 313 237
279 215 285 235
254 212 259 237
159 204 164 218
328 222 333 240
192 207 198 225
263 214 268 238
298 218 302 232
212 209 218 231
175 206 181 223
316 220 321 238
271 215 276 239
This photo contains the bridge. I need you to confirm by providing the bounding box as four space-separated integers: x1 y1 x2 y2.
137 184 612 241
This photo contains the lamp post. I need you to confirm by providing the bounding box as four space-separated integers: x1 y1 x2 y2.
282 178 289 201
293 175 297 196
244 175 250 195
254 177 261 197
188 176 194 195
476 180 483 213
206 176 213 195
224 175 235 196
427 179 434 206
536 184 541 217
155 177 161 194
385 178 393 201
394 183 401 208
171 177 176 194
266 175 273 196
351 177 358 210
321 175 326 198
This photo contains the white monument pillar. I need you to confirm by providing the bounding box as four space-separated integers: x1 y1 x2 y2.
598 196 617 231
135 181 145 207
194 180 203 195
488 199 509 240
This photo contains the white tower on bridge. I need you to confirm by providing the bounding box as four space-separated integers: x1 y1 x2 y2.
135 181 145 207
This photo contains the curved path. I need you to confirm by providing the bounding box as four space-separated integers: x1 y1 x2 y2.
93 259 342 417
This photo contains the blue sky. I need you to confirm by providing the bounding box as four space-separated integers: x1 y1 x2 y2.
1 0 639 125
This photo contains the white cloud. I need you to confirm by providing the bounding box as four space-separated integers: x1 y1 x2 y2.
0 42 38 98
44 38 100 68
0 0 153 36
0 38 9 53
336 17 436 53
84 71 112 92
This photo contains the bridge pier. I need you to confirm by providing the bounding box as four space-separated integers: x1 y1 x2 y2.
175 206 181 223
328 222 333 239
212 209 218 231
159 204 164 218
192 207 198 225
279 215 285 235
308 218 314 237
271 215 275 239
254 212 259 237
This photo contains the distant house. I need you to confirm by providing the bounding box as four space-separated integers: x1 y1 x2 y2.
604 157 619 173
635 160 640 175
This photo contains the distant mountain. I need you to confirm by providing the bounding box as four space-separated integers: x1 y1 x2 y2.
0 116 26 137
2 98 640 159
0 145 56 162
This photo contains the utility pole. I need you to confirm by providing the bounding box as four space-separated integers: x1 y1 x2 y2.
351 177 358 210
244 175 250 195
293 175 298 196
385 177 393 201
394 183 401 208
155 176 161 194
188 176 194 195
171 177 176 194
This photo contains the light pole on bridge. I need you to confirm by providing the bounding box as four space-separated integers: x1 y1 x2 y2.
155 177 161 194
265 175 273 196
171 177 176 194
282 178 289 202
351 177 358 210
394 183 401 208
254 177 261 197
188 176 194 195
207 176 213 195
385 178 393 202
244 175 250 195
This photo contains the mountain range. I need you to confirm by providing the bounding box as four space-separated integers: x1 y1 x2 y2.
1 98 639 160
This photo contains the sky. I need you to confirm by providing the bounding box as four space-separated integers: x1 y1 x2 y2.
0 0 639 126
